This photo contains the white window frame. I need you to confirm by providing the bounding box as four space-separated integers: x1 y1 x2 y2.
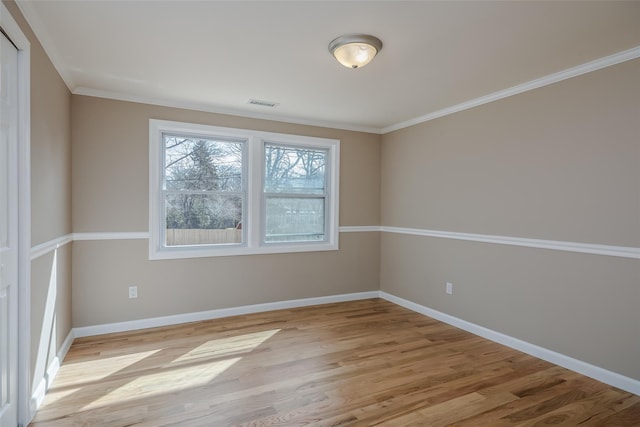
149 119 339 260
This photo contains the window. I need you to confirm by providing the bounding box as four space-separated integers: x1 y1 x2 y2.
149 120 339 259
163 134 246 246
264 143 328 243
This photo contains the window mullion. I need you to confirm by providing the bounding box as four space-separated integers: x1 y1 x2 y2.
247 136 263 248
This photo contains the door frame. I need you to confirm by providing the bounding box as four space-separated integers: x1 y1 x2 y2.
0 4 31 426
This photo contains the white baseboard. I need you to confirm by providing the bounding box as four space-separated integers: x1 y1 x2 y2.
73 291 380 338
30 329 75 417
379 291 640 396
61 290 638 404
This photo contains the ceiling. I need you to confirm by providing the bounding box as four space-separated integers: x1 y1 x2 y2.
16 1 640 133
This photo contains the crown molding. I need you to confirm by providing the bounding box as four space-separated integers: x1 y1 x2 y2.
382 46 640 133
14 0 75 91
11 0 640 134
73 87 384 135
69 45 640 135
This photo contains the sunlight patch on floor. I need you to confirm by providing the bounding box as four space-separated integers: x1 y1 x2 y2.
171 328 281 364
52 350 161 386
73 329 280 411
80 357 241 411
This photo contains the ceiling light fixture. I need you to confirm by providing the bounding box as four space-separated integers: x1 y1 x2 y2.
328 34 383 69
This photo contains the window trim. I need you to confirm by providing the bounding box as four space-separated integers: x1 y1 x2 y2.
149 119 340 260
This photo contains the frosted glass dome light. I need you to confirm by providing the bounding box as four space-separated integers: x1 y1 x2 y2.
329 34 383 69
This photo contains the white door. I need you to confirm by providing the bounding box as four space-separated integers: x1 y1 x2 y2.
0 30 19 427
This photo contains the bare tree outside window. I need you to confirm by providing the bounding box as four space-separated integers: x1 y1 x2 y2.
163 134 245 246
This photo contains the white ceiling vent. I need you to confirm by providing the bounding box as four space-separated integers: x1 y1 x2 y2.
248 99 279 108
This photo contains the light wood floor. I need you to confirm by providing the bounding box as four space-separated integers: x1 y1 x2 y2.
30 299 639 426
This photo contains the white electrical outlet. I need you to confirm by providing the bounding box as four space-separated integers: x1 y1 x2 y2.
129 286 138 299
446 282 453 295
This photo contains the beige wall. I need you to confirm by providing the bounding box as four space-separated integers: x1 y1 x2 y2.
380 59 640 379
382 60 639 246
72 233 379 326
72 96 380 232
3 0 73 399
71 96 381 326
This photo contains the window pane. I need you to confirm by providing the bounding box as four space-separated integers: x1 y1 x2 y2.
165 194 242 246
164 134 243 192
265 197 324 242
264 144 326 194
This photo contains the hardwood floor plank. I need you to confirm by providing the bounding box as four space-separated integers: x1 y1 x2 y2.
387 390 519 426
512 389 640 426
29 299 638 426
593 400 640 426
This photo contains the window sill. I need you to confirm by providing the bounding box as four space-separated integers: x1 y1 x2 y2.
148 240 339 260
